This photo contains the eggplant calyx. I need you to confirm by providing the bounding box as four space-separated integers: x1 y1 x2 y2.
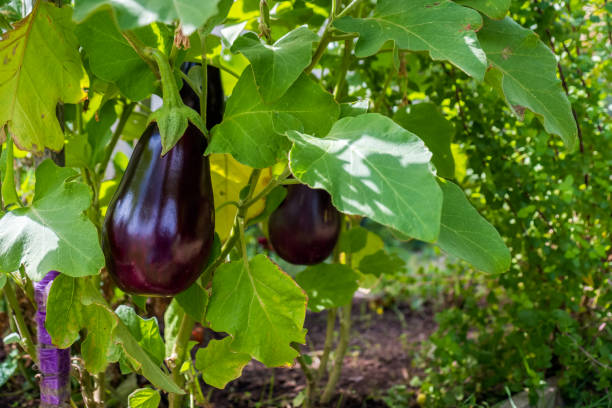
145 47 207 155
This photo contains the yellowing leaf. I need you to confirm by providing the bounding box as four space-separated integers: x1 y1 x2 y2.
210 154 271 240
0 2 86 152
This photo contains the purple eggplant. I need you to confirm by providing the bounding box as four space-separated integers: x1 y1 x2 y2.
268 184 341 265
102 65 222 296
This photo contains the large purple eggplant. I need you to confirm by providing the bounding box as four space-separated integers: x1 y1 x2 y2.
268 184 341 265
102 65 222 296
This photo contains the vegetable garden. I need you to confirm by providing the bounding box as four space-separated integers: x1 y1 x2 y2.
0 0 610 407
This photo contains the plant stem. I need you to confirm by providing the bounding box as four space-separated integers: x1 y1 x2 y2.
199 32 208 132
316 308 337 383
207 59 240 78
320 303 352 404
93 372 104 406
4 279 37 364
121 30 158 75
336 0 363 18
333 39 354 100
242 166 291 208
168 311 196 408
97 102 135 178
178 71 202 100
296 353 315 408
259 0 273 44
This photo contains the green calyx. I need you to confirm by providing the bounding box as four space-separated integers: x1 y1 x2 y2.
145 48 207 155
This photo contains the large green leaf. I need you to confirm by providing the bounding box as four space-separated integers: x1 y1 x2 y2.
0 160 104 280
393 103 455 179
207 68 339 168
207 255 307 367
46 274 182 392
288 114 443 242
334 0 486 80
477 17 577 149
76 9 157 101
454 0 510 19
195 337 251 389
436 180 510 273
295 264 359 312
232 27 319 102
73 0 222 34
0 2 85 151
46 275 117 373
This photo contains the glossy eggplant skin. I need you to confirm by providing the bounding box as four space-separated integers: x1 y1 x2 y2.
102 65 223 296
268 184 341 265
102 124 215 296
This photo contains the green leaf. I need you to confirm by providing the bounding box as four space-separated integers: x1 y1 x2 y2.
176 282 209 324
436 180 510 273
46 274 182 392
334 0 486 80
295 264 359 312
288 113 443 242
477 17 577 149
454 0 510 20
200 0 233 35
337 226 368 254
0 2 85 151
114 321 184 394
207 68 339 168
207 254 307 366
195 337 251 389
0 349 18 387
358 250 405 277
393 103 455 179
339 100 369 118
232 27 319 102
76 9 156 101
73 0 222 35
46 275 117 373
0 160 104 280
128 388 161 408
115 305 165 366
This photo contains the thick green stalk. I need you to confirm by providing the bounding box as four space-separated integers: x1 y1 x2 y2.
259 0 273 44
320 303 352 404
168 311 196 408
199 32 208 134
4 280 37 364
333 39 354 100
316 308 337 383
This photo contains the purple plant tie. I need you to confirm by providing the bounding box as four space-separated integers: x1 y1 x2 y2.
35 271 71 407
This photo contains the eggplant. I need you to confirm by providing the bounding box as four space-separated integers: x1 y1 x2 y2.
268 184 341 265
102 65 223 296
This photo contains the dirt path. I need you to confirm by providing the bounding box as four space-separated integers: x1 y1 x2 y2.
206 299 437 407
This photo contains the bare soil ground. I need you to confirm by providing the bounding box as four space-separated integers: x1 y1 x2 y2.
205 298 437 407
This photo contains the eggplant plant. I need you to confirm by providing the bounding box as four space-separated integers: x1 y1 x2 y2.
0 0 579 407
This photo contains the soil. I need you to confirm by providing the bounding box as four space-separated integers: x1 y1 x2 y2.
204 297 437 408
